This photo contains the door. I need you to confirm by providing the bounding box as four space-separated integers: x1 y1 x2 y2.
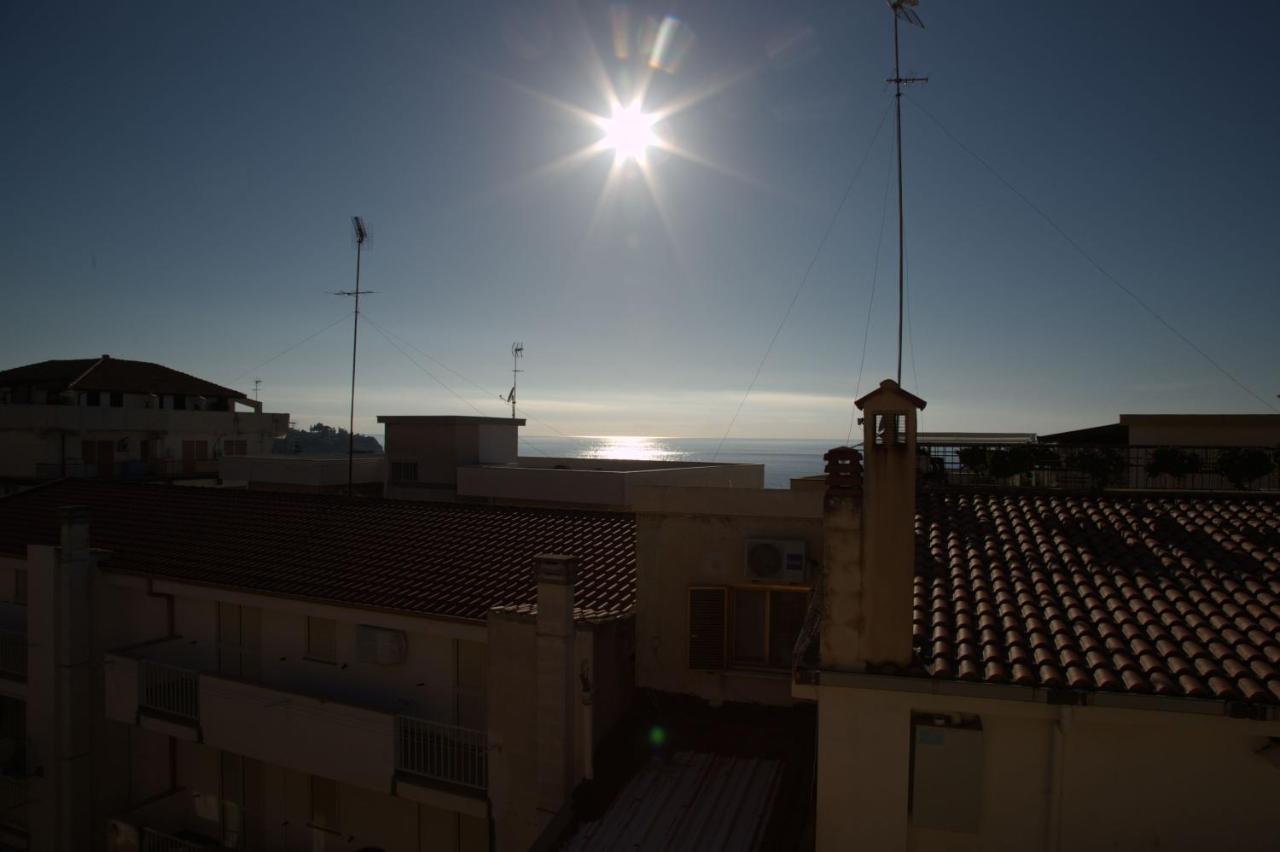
181 439 209 474
96 440 114 478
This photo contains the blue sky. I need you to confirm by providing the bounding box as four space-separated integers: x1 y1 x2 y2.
2 1 1277 439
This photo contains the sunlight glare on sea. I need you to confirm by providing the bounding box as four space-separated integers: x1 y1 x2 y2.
579 435 686 462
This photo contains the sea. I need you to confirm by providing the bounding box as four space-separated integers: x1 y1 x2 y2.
517 436 847 489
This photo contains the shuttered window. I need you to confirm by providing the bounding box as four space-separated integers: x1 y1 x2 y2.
688 587 727 669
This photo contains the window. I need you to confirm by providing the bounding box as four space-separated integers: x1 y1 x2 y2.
109 391 124 408
223 439 248 456
310 776 338 831
390 461 419 482
688 586 808 671
85 391 100 407
217 603 261 680
173 395 186 410
874 413 908 446
306 617 337 664
910 714 984 833
221 752 244 849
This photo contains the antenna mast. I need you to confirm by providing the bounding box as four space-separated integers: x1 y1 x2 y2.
333 216 375 496
252 378 261 401
504 342 524 419
888 0 926 385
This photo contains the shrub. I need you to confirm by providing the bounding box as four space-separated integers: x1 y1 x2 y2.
1144 447 1201 483
1216 448 1275 490
1071 447 1125 489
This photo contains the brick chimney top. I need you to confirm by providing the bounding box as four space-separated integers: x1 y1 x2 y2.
823 447 863 497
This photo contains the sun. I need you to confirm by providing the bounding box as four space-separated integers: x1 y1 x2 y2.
598 101 657 163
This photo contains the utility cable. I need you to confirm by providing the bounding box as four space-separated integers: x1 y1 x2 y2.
905 94 1277 413
362 313 573 439
361 314 555 456
846 155 896 445
229 313 352 383
712 98 895 460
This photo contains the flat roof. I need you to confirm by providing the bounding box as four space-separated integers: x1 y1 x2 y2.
376 415 525 425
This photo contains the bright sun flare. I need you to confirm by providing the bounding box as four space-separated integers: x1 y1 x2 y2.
599 102 657 163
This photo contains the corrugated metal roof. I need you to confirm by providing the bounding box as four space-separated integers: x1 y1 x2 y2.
562 752 781 852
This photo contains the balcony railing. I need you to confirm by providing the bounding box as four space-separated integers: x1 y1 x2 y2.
140 827 211 852
0 633 25 680
139 661 199 722
919 443 1280 492
34 459 220 482
395 715 488 791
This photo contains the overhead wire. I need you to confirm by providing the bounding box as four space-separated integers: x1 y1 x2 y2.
229 312 352 383
361 312 573 440
360 313 557 456
905 94 1277 413
712 98 895 460
847 151 897 445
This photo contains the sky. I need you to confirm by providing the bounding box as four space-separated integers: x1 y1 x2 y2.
2 1 1278 440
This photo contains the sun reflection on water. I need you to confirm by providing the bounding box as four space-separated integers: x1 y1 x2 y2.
580 435 686 461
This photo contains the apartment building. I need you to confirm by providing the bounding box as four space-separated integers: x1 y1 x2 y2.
796 381 1280 851
0 356 288 488
0 482 636 852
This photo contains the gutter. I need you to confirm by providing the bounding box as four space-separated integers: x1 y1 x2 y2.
802 668 1279 723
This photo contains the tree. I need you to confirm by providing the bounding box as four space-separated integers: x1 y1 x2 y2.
1144 447 1201 484
1071 447 1125 490
1215 448 1274 490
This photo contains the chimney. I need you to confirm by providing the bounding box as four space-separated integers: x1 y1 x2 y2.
535 554 577 815
855 380 925 667
819 447 865 670
822 380 926 670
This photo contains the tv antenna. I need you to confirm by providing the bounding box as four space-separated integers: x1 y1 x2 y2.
333 216 375 496
501 342 524 419
887 0 927 385
252 378 262 401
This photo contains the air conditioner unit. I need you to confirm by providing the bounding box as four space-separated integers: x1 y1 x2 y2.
356 625 408 665
107 818 140 852
744 539 807 584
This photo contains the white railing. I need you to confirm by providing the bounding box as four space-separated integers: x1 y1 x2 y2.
0 632 25 680
395 715 488 790
139 661 199 721
140 827 207 852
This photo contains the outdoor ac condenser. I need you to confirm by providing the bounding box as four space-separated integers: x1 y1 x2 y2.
744 539 807 584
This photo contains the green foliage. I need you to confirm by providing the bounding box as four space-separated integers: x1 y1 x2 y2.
956 444 1058 483
957 446 991 475
273 422 382 455
1144 447 1201 482
1215 448 1274 490
1070 447 1125 489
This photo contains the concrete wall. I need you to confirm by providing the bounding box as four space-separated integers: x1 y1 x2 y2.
1122 415 1280 447
633 485 822 705
456 462 765 509
811 682 1280 852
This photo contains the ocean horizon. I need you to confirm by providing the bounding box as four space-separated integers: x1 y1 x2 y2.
517 435 852 489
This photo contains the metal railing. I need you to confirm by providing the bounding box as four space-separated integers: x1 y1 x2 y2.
918 443 1280 492
141 827 209 852
139 661 199 722
395 715 488 791
0 633 25 680
33 458 221 482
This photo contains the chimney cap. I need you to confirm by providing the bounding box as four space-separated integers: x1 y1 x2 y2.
535 553 577 585
855 378 926 412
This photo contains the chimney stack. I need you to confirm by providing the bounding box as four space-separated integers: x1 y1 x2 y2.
535 554 577 815
822 380 926 671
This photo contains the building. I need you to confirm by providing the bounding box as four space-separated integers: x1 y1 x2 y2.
796 381 1280 852
0 481 636 852
1041 413 1280 447
0 356 288 489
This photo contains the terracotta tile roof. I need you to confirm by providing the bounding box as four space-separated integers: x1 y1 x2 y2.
912 490 1280 704
0 481 635 621
0 356 246 399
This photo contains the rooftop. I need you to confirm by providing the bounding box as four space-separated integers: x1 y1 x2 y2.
0 355 246 399
0 481 636 621
906 489 1280 705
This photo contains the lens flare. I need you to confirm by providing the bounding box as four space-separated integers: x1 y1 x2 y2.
598 101 658 163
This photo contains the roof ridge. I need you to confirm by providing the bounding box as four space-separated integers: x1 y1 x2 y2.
66 355 108 391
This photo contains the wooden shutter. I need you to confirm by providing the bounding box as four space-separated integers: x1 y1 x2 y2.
688 587 727 669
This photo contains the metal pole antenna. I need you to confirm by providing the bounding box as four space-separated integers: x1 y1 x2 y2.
886 1 925 386
893 11 904 385
334 217 373 497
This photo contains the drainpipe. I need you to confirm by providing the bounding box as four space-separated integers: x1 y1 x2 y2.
1046 706 1070 852
579 659 593 781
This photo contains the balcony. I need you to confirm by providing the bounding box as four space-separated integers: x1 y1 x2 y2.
106 645 489 814
34 458 220 482
110 790 221 852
